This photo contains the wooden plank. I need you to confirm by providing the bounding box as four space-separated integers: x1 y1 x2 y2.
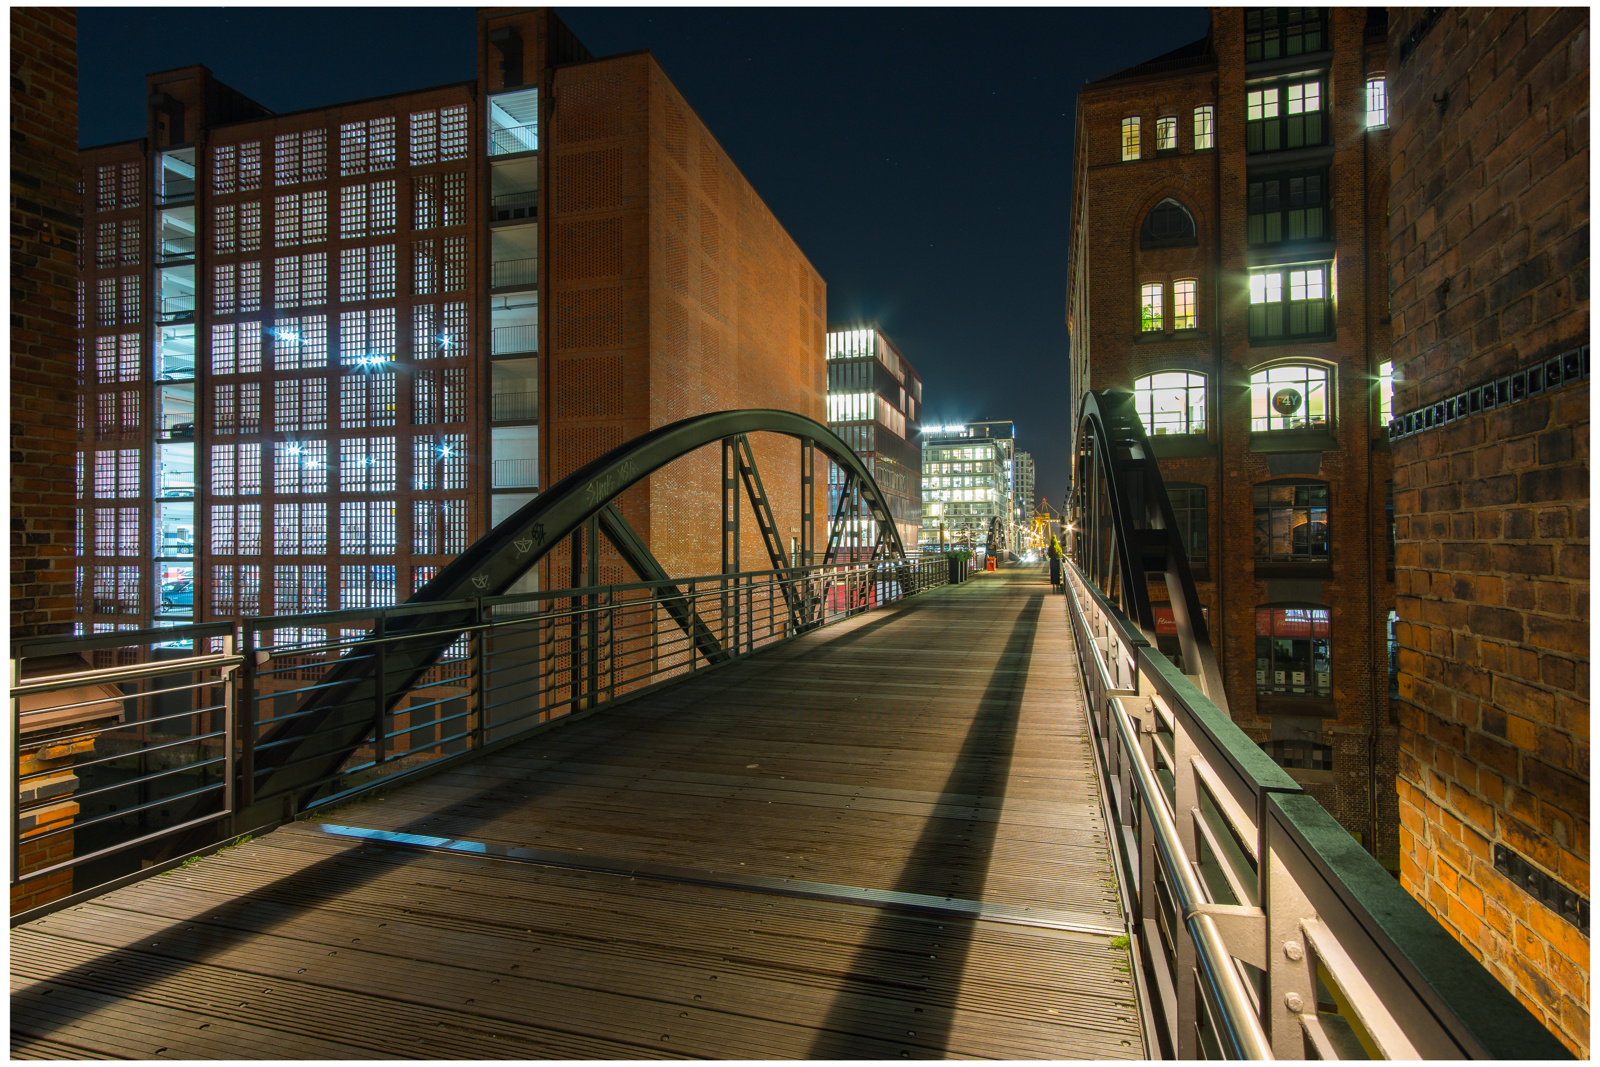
11 570 1146 1059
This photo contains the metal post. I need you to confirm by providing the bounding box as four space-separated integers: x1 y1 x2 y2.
220 632 237 822
239 627 258 815
471 599 487 751
569 524 584 710
586 514 600 707
801 437 815 567
372 614 388 767
12 656 22 888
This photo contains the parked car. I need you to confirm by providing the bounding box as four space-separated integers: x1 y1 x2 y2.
161 579 193 610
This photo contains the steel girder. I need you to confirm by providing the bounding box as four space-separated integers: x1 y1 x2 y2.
241 409 909 819
1073 389 1229 712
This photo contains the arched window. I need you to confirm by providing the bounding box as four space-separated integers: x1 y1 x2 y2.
1249 363 1331 431
1252 480 1329 562
1134 370 1207 435
1256 604 1331 697
1140 198 1197 247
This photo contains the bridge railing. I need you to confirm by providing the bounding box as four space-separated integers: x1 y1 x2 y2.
1064 558 1570 1060
10 624 242 909
11 557 953 908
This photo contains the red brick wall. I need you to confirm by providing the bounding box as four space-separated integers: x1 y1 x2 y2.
1388 7 1589 1054
548 52 824 586
11 7 80 640
1068 9 1398 860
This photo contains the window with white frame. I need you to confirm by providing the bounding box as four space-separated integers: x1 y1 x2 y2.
1139 282 1163 332
1134 370 1207 435
1366 75 1388 128
1377 359 1397 425
1121 117 1141 162
1250 363 1332 431
1156 115 1178 151
1193 105 1215 150
1173 279 1197 329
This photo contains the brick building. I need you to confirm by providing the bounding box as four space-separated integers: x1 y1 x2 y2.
825 323 923 556
12 7 81 641
71 8 826 635
1386 7 1589 1054
1067 8 1400 862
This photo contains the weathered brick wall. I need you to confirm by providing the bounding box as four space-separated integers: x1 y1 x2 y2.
1068 9 1399 861
1388 6 1589 1054
11 7 81 640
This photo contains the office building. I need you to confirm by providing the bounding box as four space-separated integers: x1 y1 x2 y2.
72 8 827 633
1387 7 1589 1054
920 419 1014 555
1013 449 1036 528
1066 9 1397 863
824 324 922 556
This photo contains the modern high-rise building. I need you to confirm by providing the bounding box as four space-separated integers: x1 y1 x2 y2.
1066 8 1398 864
1013 449 1036 528
920 419 1015 556
823 324 922 556
72 8 828 633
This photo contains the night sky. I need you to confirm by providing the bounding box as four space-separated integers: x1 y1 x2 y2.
79 6 1212 507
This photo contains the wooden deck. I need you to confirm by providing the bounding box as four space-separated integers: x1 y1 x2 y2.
12 567 1145 1059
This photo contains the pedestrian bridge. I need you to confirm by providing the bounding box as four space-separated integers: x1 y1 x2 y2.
11 404 1569 1058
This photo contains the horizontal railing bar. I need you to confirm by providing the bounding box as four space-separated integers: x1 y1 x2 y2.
20 750 229 813
11 653 241 696
12 810 232 886
19 729 230 781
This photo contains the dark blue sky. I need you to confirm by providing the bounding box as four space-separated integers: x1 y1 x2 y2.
79 6 1212 506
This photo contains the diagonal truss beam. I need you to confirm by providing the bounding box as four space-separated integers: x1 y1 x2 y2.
732 435 807 632
596 502 729 667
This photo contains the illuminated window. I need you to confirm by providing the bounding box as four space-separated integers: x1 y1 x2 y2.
213 145 237 195
1248 170 1326 245
1255 606 1331 698
414 174 440 230
1248 77 1325 152
1121 117 1140 162
1366 76 1388 128
1139 282 1163 332
238 143 262 192
1378 359 1396 425
273 440 327 494
1253 481 1329 561
1156 116 1177 151
1248 264 1330 341
1250 363 1332 431
339 565 397 610
273 502 328 556
1173 279 1197 329
1193 105 1215 150
1134 371 1207 435
240 202 262 251
1263 740 1333 770
339 499 397 554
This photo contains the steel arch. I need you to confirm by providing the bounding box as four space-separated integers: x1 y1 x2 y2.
241 409 909 817
1072 388 1228 710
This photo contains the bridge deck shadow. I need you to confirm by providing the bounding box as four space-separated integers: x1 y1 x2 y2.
11 566 1144 1059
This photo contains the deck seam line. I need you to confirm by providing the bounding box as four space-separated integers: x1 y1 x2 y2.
312 822 1124 936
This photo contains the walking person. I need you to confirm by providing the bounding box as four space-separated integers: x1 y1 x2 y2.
1047 535 1063 591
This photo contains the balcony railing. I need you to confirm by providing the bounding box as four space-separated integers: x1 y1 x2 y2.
157 236 197 261
491 191 538 223
492 257 538 289
492 391 538 422
156 295 196 323
491 324 537 356
491 457 537 488
155 179 196 205
489 124 539 157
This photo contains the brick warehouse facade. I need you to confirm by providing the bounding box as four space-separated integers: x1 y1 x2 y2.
1387 7 1589 1055
69 8 825 639
12 7 81 641
1067 9 1400 862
